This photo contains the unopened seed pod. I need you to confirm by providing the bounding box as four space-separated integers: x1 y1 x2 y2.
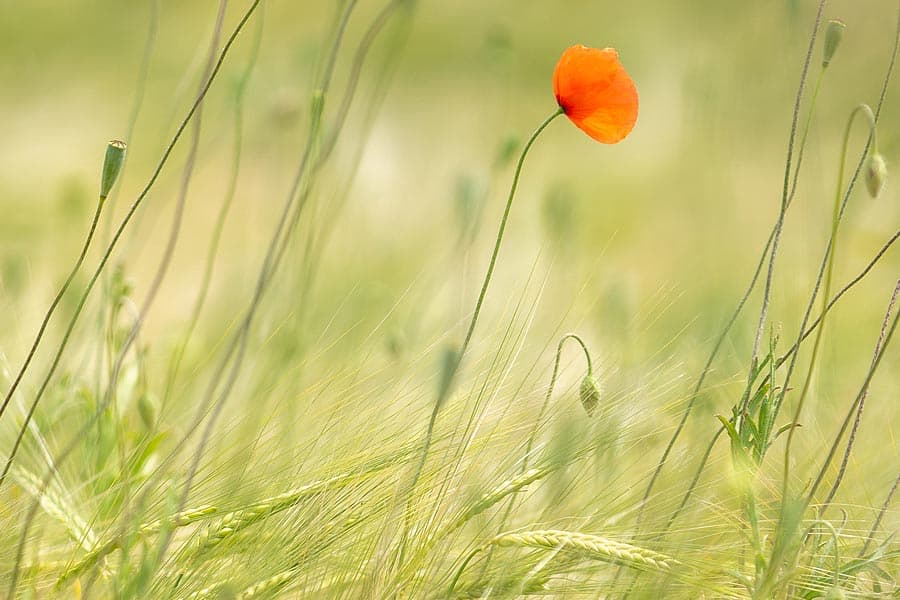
822 20 846 67
579 374 601 417
865 152 887 198
100 140 126 200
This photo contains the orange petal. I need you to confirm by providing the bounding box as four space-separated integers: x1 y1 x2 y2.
553 45 639 144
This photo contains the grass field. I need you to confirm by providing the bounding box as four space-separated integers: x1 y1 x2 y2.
0 1 898 598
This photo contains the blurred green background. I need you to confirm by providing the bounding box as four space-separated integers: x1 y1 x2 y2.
1 0 898 564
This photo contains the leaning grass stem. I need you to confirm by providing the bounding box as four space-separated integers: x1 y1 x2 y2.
5 2 263 593
819 279 900 511
651 2 900 551
781 103 877 500
0 196 103 427
763 104 883 599
637 22 830 533
747 0 826 376
165 0 370 560
804 301 898 508
859 471 900 557
161 5 264 409
801 520 841 589
655 227 898 540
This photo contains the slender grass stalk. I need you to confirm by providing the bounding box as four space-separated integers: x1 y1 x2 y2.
4 2 264 592
781 103 877 498
636 8 830 530
0 196 104 422
0 0 263 494
859 471 900 557
103 4 413 579
769 0 900 429
656 231 899 539
651 0 900 557
161 3 264 409
801 520 841 590
167 0 362 540
804 303 898 508
819 279 900 510
748 0 827 374
774 230 900 371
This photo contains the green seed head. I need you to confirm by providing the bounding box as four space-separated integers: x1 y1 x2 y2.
579 374 601 417
100 140 126 200
822 19 846 67
865 152 887 198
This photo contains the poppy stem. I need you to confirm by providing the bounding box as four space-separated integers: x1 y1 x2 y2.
459 106 565 361
400 107 563 569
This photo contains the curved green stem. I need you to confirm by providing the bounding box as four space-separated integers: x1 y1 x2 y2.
398 109 563 577
480 333 592 578
524 333 592 460
782 103 877 496
404 108 563 516
0 197 104 484
0 198 104 421
457 107 564 361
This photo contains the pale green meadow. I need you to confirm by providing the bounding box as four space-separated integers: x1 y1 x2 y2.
0 1 898 598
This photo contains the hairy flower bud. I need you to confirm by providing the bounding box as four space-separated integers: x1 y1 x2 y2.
100 140 126 200
579 375 601 417
865 152 887 198
822 20 846 67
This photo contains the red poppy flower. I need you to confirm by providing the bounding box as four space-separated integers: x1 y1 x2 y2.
553 45 639 144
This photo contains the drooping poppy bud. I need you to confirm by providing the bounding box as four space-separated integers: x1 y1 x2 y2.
865 152 887 198
100 140 126 200
553 45 639 144
822 20 846 68
579 374 601 417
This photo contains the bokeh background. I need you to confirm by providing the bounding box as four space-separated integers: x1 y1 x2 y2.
0 0 898 595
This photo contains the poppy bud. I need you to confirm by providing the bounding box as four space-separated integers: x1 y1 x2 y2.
865 152 887 198
100 140 126 201
579 374 601 417
822 20 846 68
